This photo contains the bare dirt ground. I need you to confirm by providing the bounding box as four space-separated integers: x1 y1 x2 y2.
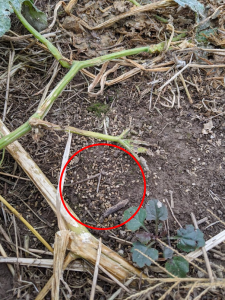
0 0 225 299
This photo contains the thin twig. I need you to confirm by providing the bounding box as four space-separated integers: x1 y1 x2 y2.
99 265 130 293
165 198 182 228
179 73 193 105
3 48 15 121
0 172 30 181
90 238 102 300
0 243 15 276
191 213 214 283
158 63 190 91
56 133 73 230
108 277 135 300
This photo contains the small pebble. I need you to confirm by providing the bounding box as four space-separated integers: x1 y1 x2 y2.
197 270 205 278
118 249 124 256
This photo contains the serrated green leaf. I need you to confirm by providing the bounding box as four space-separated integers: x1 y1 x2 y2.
165 257 189 277
136 232 152 245
146 199 168 222
163 247 173 259
174 0 205 15
22 1 47 32
176 225 205 253
123 207 146 231
131 242 158 268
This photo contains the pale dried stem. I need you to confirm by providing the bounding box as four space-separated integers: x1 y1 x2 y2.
179 73 193 105
0 243 15 276
207 209 225 227
3 49 15 122
165 198 182 228
159 63 190 91
0 120 146 284
52 230 70 300
35 252 76 300
38 61 60 108
191 213 214 283
125 282 164 300
187 230 225 260
64 0 78 14
184 281 198 300
108 277 135 300
158 281 179 300
90 238 102 300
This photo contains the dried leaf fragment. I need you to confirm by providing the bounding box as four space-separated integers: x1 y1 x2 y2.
202 120 214 135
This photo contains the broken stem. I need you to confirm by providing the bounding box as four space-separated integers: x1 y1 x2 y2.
29 118 143 162
127 0 141 6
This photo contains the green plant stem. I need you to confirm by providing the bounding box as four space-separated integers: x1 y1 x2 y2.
13 3 186 71
29 118 120 142
147 241 155 248
36 62 82 118
155 219 159 236
12 4 71 68
79 33 186 69
0 62 82 149
13 2 186 70
153 14 168 23
0 134 5 167
28 119 147 162
127 0 141 6
0 121 31 150
0 30 186 151
142 225 150 232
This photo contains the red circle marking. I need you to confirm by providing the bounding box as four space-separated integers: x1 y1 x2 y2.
59 143 146 230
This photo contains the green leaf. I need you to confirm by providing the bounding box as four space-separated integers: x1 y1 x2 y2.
131 242 158 268
146 199 168 222
136 232 152 245
176 225 205 253
196 28 217 44
165 257 189 277
0 0 24 36
0 0 47 37
174 0 205 15
163 247 174 259
22 1 47 32
123 207 146 232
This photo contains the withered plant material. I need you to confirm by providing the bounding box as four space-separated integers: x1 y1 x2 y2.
100 199 129 222
0 120 146 283
52 230 71 300
64 0 178 31
0 195 53 253
88 62 109 97
64 0 78 15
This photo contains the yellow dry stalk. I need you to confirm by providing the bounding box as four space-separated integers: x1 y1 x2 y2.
0 194 53 253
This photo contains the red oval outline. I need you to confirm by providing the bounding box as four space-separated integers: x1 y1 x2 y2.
59 143 146 230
